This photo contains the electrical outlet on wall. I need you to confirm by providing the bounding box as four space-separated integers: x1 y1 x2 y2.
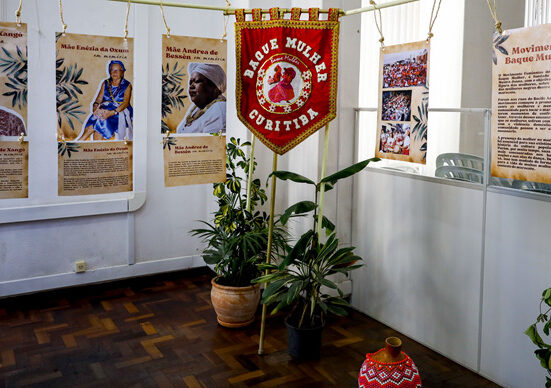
75 261 87 273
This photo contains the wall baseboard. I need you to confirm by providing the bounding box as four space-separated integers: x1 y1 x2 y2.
0 255 205 298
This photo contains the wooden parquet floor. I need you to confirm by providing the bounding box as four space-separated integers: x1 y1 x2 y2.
0 268 499 387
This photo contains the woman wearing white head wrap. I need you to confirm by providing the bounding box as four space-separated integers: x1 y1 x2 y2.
176 63 227 134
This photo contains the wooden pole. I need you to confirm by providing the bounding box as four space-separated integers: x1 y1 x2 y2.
109 0 420 16
245 136 256 213
317 124 330 238
258 152 278 355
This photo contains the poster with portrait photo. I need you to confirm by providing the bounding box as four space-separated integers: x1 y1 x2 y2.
375 41 429 164
56 33 133 196
162 35 226 186
0 22 28 199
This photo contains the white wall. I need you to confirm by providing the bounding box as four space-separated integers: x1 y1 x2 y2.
0 0 250 295
351 172 485 370
480 190 551 387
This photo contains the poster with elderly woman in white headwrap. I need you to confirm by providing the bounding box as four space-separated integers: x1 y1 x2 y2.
162 35 226 186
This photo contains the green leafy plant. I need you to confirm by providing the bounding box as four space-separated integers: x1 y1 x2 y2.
161 62 187 133
412 85 429 161
0 46 27 109
254 157 379 329
191 137 288 287
525 287 551 387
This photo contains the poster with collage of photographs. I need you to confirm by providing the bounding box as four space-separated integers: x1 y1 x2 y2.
375 41 429 164
0 22 28 199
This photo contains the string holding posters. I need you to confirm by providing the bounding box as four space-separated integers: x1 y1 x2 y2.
491 24 551 184
235 7 340 155
161 35 226 186
375 41 429 164
0 22 28 199
56 33 133 196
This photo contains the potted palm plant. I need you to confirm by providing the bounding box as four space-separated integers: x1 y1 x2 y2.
191 137 287 328
254 157 379 359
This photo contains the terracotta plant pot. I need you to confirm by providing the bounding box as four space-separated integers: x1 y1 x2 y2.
358 337 422 387
210 277 261 328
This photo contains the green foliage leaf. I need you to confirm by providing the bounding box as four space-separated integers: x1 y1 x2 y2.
526 324 551 349
325 303 348 316
262 278 288 300
535 348 551 370
271 170 315 185
279 230 314 270
545 320 551 336
544 288 551 306
320 158 380 186
314 215 335 235
281 201 317 225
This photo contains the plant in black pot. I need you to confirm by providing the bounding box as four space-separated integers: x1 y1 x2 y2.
191 137 287 328
254 157 379 359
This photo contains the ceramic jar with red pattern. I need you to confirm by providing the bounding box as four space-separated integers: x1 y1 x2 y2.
358 337 422 388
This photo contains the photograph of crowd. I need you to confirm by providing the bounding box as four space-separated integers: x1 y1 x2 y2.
379 123 411 155
383 48 427 88
382 90 411 121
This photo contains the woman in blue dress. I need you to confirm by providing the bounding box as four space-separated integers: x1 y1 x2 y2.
77 60 133 141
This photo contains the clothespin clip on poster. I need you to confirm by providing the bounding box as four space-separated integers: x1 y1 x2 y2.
124 136 129 145
18 132 24 144
15 0 23 27
161 130 170 145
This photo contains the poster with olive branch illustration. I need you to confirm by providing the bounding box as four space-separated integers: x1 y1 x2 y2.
375 41 429 164
56 33 133 195
0 22 28 198
162 35 226 186
491 24 551 184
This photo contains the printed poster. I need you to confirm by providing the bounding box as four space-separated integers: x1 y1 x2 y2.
235 7 340 155
375 41 429 164
56 33 133 195
0 22 28 198
0 141 28 199
491 24 551 184
161 35 226 186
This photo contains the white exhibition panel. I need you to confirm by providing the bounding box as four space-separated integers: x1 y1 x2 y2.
351 169 485 370
481 190 551 388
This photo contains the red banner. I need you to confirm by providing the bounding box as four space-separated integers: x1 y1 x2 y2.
235 8 340 155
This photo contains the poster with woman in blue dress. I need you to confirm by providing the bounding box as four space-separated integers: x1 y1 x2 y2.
76 60 133 141
56 33 134 196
